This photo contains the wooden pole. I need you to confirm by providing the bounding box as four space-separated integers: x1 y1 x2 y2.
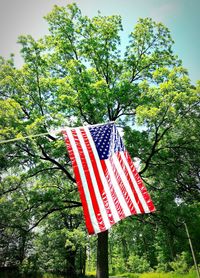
184 222 200 278
96 230 109 278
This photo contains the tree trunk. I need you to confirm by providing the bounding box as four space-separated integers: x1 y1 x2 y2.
96 230 108 278
78 246 86 276
66 250 77 278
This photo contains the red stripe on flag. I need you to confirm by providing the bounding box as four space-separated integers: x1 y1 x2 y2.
117 152 145 214
62 131 95 234
125 151 156 212
71 129 106 232
100 160 126 220
80 128 115 225
109 155 137 215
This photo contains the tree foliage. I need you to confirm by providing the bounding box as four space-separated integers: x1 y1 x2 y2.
0 3 199 277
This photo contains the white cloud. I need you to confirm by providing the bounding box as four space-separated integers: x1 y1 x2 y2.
149 1 180 22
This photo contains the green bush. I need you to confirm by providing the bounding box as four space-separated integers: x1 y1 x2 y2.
111 255 127 274
155 262 170 273
169 252 189 274
127 254 151 273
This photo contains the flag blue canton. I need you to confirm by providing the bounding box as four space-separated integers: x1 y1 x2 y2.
89 123 125 160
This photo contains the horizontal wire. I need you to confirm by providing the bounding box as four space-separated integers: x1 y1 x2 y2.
0 121 115 145
0 132 50 145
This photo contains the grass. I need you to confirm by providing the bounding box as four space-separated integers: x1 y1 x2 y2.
85 270 197 278
2 272 195 278
0 270 197 278
140 271 197 278
107 271 197 278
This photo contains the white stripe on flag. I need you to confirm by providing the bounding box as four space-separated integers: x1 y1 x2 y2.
84 127 120 223
104 159 131 217
120 152 150 213
66 128 100 233
112 153 141 214
75 129 111 230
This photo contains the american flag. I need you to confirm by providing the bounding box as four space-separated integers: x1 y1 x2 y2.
62 123 155 235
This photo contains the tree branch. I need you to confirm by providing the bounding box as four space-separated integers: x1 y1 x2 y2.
27 167 60 178
140 125 171 175
39 144 76 183
27 204 82 232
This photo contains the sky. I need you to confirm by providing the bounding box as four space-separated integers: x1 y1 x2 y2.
0 0 199 84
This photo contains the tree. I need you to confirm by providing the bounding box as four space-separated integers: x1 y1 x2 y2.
0 3 199 277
